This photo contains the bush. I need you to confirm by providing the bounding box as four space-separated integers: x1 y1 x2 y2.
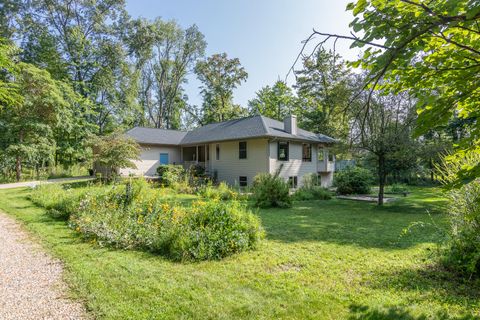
386 183 410 194
437 152 480 276
293 186 332 201
334 166 373 195
199 182 238 200
302 173 320 189
32 182 264 261
251 173 291 208
30 184 92 219
156 165 185 186
171 200 264 260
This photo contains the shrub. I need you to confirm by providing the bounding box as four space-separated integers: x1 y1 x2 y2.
199 182 238 200
386 183 409 194
171 200 264 260
30 184 87 219
251 173 291 208
293 186 332 201
156 165 185 186
334 166 373 195
32 182 264 261
437 152 480 276
302 173 320 189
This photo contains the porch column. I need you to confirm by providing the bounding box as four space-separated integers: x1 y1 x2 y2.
195 145 198 162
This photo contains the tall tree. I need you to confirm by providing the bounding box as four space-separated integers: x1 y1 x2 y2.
11 0 132 133
248 80 299 120
310 0 480 184
294 48 353 139
126 18 206 129
0 39 22 110
0 63 80 181
350 89 417 205
195 53 248 124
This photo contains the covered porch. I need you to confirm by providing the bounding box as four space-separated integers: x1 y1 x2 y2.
182 145 210 171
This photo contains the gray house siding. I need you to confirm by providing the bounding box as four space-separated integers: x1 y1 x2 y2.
120 144 181 176
208 138 269 186
268 141 318 187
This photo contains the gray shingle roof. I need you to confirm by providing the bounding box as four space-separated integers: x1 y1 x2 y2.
261 116 336 144
126 127 187 145
126 115 336 146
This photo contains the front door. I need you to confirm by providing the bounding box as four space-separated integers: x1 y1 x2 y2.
160 153 169 165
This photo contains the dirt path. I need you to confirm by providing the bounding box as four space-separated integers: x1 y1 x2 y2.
0 211 88 320
0 176 93 190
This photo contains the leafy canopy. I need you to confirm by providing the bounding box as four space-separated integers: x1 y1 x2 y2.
346 0 480 185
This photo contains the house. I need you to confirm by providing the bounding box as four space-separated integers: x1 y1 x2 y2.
121 115 336 187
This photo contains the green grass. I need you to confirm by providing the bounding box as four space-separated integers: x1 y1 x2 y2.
0 187 479 319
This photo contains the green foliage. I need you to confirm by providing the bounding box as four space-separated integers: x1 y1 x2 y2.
294 48 353 139
31 181 263 261
30 183 102 220
334 166 373 195
171 200 264 261
345 0 480 184
90 133 140 180
4 185 475 319
126 18 206 129
0 61 84 181
248 80 299 120
74 186 262 261
386 183 410 194
0 39 22 110
195 53 248 124
251 173 292 208
437 152 480 276
11 0 131 133
293 186 332 201
199 182 238 201
156 165 186 186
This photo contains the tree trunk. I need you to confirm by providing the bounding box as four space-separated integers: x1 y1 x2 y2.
377 155 386 206
15 156 21 182
15 130 24 182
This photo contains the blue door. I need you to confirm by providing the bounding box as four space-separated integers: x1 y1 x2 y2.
160 153 169 165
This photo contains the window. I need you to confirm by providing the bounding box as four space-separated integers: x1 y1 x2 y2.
288 176 298 188
318 149 325 161
239 141 247 159
216 144 220 160
302 143 312 162
277 141 289 161
239 176 248 187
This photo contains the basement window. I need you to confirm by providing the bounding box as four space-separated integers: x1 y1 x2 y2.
288 176 298 188
239 176 248 187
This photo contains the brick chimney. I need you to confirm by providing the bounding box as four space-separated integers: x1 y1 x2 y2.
284 114 297 135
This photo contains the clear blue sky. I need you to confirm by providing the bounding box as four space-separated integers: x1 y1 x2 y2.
125 0 357 108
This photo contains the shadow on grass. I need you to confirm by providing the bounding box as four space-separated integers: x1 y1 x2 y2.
365 264 480 307
258 196 445 249
348 304 479 320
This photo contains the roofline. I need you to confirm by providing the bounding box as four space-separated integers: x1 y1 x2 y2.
128 126 188 133
180 134 334 146
135 141 183 147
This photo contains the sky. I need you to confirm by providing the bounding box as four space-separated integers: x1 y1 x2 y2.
125 0 358 108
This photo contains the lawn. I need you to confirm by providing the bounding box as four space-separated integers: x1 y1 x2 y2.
0 186 478 319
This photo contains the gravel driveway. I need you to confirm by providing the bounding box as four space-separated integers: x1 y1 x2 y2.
0 176 93 190
0 211 88 320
